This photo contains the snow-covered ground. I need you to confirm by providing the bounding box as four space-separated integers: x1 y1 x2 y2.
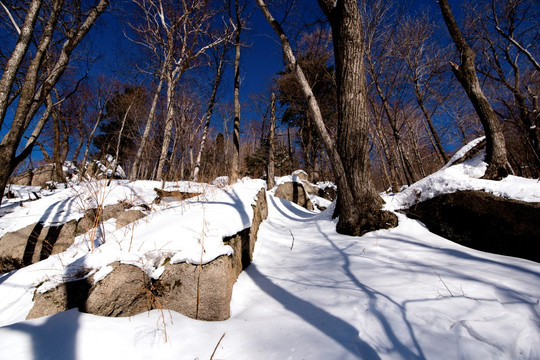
0 144 539 359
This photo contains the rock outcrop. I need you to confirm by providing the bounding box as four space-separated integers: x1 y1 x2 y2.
26 187 269 322
274 182 314 210
405 190 540 262
0 202 145 273
27 263 151 319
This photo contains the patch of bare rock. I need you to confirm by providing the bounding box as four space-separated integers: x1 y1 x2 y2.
0 202 145 273
26 188 268 321
404 190 540 262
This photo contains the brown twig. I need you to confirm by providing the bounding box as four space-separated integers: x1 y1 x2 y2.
210 333 226 360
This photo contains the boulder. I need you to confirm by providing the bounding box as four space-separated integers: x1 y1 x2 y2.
9 169 33 186
0 202 135 273
25 188 269 322
154 255 238 321
153 188 268 321
27 277 92 320
116 210 146 229
85 263 151 317
31 165 55 187
275 181 314 210
405 190 540 262
318 186 337 202
292 169 309 182
27 263 151 319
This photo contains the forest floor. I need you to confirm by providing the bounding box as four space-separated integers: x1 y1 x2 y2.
0 142 539 359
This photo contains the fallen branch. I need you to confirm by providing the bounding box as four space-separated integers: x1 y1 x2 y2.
210 333 226 360
289 229 295 251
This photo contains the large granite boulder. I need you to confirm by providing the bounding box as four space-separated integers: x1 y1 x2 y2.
405 190 540 262
274 181 314 210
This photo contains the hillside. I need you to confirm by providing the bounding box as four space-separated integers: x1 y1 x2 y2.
0 149 539 359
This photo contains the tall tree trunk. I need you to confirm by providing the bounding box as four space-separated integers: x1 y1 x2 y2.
51 96 66 183
156 76 176 180
438 0 510 180
80 107 103 179
0 0 42 127
71 128 84 164
0 0 109 205
258 0 397 235
412 78 449 164
230 0 241 183
319 0 396 235
267 92 276 189
193 46 226 182
131 68 165 181
109 100 134 184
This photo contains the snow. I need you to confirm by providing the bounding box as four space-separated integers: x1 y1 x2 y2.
1 145 539 359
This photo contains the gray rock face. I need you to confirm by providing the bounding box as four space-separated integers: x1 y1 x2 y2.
154 254 238 321
115 210 146 229
27 277 92 320
404 190 540 262
86 263 151 317
153 188 268 321
9 165 55 187
25 188 269 322
0 202 144 273
27 263 151 319
274 182 314 210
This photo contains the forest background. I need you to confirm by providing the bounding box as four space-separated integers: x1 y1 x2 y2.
1 0 538 193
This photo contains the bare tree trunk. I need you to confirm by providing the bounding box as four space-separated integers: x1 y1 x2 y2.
131 68 165 181
0 0 42 127
258 0 396 235
193 46 226 182
230 0 241 183
156 76 176 180
412 78 449 164
438 0 510 179
267 92 276 189
71 128 85 164
0 0 109 204
109 100 134 183
80 107 103 178
369 69 418 184
50 95 67 183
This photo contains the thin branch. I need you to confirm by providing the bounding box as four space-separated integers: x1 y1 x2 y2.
0 0 21 34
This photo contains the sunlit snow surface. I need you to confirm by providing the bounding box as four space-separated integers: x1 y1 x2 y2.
1 143 539 359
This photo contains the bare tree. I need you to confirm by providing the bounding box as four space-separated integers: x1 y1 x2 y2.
129 0 228 181
192 45 227 181
229 0 246 183
438 0 511 179
267 92 276 189
0 0 110 204
398 14 450 165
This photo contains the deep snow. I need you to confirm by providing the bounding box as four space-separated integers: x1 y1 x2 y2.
0 145 539 360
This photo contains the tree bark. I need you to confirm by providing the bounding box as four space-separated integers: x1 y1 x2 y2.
319 0 396 235
156 73 176 181
130 67 165 181
267 92 276 190
0 0 109 205
438 0 510 180
193 46 226 182
258 0 396 235
0 0 42 128
230 0 241 183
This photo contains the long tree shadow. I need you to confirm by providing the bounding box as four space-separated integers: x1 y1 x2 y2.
5 308 80 360
316 223 426 360
269 196 314 220
246 263 381 359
